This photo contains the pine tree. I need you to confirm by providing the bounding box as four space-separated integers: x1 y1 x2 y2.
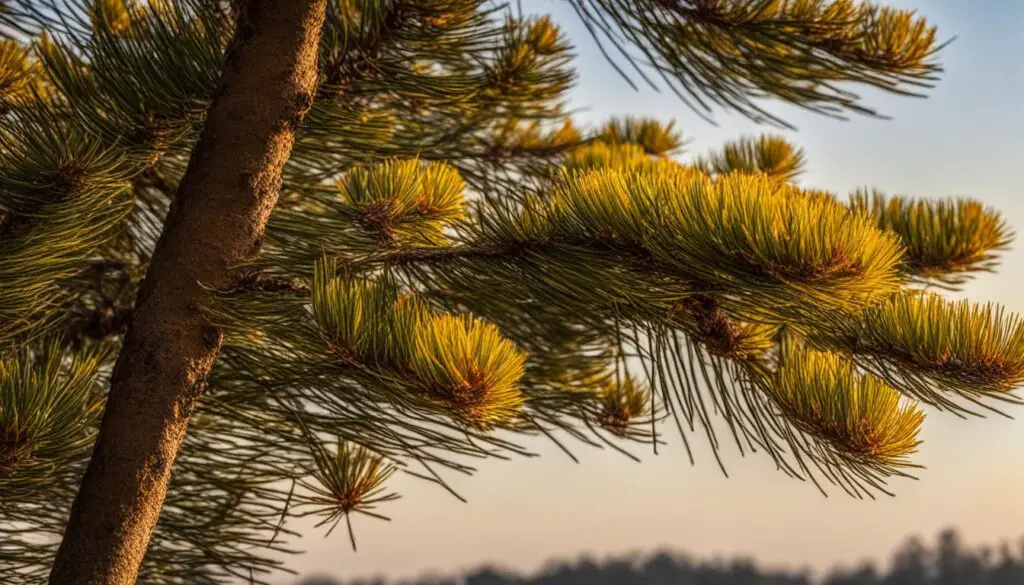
0 1 1018 584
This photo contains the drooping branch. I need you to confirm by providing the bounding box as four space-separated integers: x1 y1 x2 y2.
569 0 946 126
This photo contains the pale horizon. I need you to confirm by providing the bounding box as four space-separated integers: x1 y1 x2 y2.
281 2 1024 582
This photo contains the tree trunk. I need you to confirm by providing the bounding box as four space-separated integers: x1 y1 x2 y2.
48 2 327 584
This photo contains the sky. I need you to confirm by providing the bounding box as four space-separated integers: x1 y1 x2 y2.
286 1 1024 582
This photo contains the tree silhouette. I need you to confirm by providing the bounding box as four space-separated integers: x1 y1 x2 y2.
300 529 1024 585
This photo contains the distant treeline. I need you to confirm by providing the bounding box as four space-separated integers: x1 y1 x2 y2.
299 528 1024 585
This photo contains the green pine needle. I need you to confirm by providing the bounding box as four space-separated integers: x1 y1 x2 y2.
570 0 945 127
299 436 399 551
0 340 103 498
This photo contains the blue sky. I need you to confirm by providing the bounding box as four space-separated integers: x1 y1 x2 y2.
287 2 1024 582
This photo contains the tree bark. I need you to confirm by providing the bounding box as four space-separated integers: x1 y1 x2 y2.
48 2 327 584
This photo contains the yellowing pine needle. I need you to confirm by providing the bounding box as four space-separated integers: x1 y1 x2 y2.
544 167 905 318
849 293 1024 397
563 142 654 173
311 270 417 367
311 258 527 429
411 314 527 429
772 340 923 464
593 375 650 436
339 159 465 246
597 116 685 156
849 188 1011 287
0 40 47 106
696 134 806 181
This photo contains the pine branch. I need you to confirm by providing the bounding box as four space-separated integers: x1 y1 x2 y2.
218 271 312 298
569 0 947 126
317 0 430 100
352 240 547 268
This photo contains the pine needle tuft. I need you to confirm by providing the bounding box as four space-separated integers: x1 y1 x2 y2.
771 339 923 464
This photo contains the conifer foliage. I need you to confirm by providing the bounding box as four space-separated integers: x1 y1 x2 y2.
0 1 1018 584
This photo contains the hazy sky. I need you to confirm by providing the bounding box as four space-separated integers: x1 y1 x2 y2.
287 2 1024 582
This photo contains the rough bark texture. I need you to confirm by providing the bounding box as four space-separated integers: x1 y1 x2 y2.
48 2 327 584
